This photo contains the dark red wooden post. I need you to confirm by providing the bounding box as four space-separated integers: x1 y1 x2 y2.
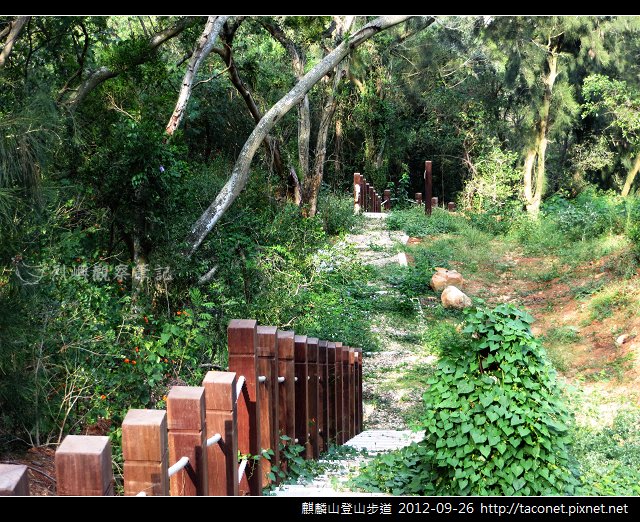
448 202 456 212
306 337 320 459
318 340 329 454
415 192 422 205
355 348 363 434
227 319 261 496
327 342 337 445
276 330 295 462
364 183 370 211
341 347 351 441
167 386 208 496
348 348 356 440
294 335 309 458
0 464 30 496
334 343 344 444
256 326 278 487
56 435 114 496
122 409 169 496
384 189 391 211
425 160 432 216
202 371 238 496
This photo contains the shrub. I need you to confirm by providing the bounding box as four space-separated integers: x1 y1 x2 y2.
626 196 640 257
387 207 466 237
317 191 360 236
355 304 578 495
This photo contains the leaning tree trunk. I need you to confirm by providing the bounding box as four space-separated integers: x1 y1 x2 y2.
621 153 640 197
185 15 413 256
0 16 29 68
165 16 228 136
524 48 558 216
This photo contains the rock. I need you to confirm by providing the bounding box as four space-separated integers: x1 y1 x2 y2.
441 285 472 309
615 334 634 346
431 268 465 292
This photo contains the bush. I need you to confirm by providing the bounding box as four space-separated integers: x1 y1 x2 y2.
626 196 640 257
387 207 467 237
355 304 578 496
317 191 360 236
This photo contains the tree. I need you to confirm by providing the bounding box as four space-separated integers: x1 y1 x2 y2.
185 15 414 255
582 74 640 196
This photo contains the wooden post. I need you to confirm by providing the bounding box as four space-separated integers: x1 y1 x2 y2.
55 435 114 496
342 347 351 442
432 196 438 208
294 335 309 458
257 326 278 487
384 189 391 211
348 348 356 440
326 342 337 446
122 409 169 496
425 160 432 216
354 173 362 213
202 371 238 496
334 343 344 444
354 348 362 434
448 202 456 212
227 319 261 496
415 192 422 205
364 183 370 211
361 176 366 211
167 386 208 496
0 464 29 496
306 337 320 459
355 348 363 434
276 330 295 464
318 340 329 454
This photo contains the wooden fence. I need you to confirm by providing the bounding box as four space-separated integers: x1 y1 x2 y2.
0 320 363 497
354 162 457 215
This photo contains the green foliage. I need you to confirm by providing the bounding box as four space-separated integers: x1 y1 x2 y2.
317 191 361 236
626 196 640 256
573 410 640 495
355 304 578 496
387 207 466 238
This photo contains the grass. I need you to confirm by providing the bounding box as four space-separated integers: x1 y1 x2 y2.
588 286 632 322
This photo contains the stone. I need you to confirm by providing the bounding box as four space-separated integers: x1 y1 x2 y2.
615 334 634 346
441 285 472 309
431 269 464 292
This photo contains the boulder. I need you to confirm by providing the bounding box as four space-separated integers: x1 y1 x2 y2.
441 285 472 309
431 268 464 292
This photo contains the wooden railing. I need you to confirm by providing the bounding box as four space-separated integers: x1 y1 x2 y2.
354 172 389 213
0 320 363 496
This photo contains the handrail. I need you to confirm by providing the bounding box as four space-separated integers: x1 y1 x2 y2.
206 433 222 447
235 375 245 402
237 458 249 485
168 456 190 478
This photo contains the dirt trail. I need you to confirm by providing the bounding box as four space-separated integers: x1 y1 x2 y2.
343 216 436 430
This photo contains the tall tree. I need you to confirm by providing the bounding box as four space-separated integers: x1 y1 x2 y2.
185 15 414 255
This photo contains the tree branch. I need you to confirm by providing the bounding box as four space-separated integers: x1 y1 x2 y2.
64 16 198 109
165 15 228 136
0 16 30 68
185 15 414 256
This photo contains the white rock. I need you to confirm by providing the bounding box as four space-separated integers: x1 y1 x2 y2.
441 285 472 309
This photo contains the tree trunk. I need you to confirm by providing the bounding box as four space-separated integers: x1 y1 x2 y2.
0 16 29 68
261 21 308 201
524 47 558 216
185 16 413 256
165 16 228 136
621 153 640 197
214 35 288 182
65 17 196 109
